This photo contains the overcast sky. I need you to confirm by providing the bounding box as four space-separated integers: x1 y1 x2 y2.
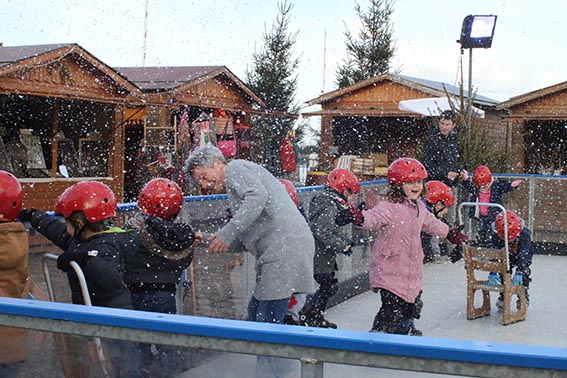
3 0 566 109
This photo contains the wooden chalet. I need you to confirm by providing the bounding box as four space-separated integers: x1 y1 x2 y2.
114 66 266 200
0 43 144 209
0 43 267 207
303 73 501 171
496 81 567 174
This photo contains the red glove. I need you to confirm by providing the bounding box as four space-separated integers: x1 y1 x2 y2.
447 225 468 246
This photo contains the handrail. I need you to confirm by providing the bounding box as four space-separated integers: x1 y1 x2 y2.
0 297 566 378
458 202 510 271
42 253 91 305
41 253 110 377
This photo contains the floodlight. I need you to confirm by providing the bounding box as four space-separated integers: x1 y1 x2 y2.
458 15 497 49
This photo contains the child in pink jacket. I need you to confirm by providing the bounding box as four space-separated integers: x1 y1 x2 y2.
340 158 467 336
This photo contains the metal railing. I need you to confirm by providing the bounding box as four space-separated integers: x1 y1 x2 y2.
0 297 566 378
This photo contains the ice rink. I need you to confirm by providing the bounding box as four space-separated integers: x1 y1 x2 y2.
181 254 566 377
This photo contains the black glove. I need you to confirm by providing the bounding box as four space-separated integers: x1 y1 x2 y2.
449 244 463 263
19 208 38 222
447 225 469 246
57 251 89 273
335 203 365 226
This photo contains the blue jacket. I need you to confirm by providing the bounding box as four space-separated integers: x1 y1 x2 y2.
489 227 534 272
462 178 517 224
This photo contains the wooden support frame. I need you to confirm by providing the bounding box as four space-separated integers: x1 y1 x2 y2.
464 244 528 325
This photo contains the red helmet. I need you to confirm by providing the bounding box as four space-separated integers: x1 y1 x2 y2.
494 210 522 241
55 181 116 222
388 158 428 186
138 178 183 219
279 179 299 207
473 165 492 187
425 180 455 207
326 168 360 194
0 170 23 222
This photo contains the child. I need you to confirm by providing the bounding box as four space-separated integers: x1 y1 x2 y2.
19 181 141 377
299 168 361 329
278 179 309 326
341 158 467 336
462 165 523 235
0 171 28 377
124 178 197 314
486 210 534 309
124 177 198 376
421 180 456 263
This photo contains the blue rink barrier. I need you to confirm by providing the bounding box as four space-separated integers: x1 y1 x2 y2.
0 297 566 378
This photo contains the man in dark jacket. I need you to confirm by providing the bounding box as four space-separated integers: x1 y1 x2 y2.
423 111 467 261
423 110 466 187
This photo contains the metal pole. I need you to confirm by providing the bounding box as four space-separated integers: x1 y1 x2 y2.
467 48 473 145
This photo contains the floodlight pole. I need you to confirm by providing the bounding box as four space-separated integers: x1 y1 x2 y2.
466 48 473 146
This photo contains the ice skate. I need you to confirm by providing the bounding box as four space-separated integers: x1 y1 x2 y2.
299 308 338 329
408 320 423 336
485 272 501 286
283 314 303 326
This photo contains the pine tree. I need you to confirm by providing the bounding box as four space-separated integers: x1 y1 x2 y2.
336 0 396 88
245 1 302 174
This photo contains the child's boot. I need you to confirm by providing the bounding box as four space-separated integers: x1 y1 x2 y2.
299 308 337 329
511 271 523 285
485 272 501 286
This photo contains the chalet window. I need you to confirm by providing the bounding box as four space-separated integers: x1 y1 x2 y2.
0 95 112 179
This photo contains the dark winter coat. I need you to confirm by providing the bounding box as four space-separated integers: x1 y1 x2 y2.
123 213 195 293
28 211 136 309
462 178 517 224
423 127 461 187
489 227 534 273
308 187 352 275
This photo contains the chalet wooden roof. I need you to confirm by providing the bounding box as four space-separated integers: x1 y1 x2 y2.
0 43 143 104
115 65 266 109
304 73 498 117
496 80 567 111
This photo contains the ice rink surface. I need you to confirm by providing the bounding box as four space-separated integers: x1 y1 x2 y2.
181 255 566 377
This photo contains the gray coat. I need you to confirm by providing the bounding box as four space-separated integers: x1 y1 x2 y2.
216 160 316 301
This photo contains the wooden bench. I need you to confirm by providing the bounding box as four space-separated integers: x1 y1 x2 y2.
463 244 528 325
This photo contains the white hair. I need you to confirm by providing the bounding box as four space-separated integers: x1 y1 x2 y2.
183 144 226 178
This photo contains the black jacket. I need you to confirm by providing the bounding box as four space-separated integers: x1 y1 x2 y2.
423 127 461 187
30 211 136 309
124 214 195 292
308 186 351 275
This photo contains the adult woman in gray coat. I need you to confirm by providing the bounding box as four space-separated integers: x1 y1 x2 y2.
184 144 316 324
